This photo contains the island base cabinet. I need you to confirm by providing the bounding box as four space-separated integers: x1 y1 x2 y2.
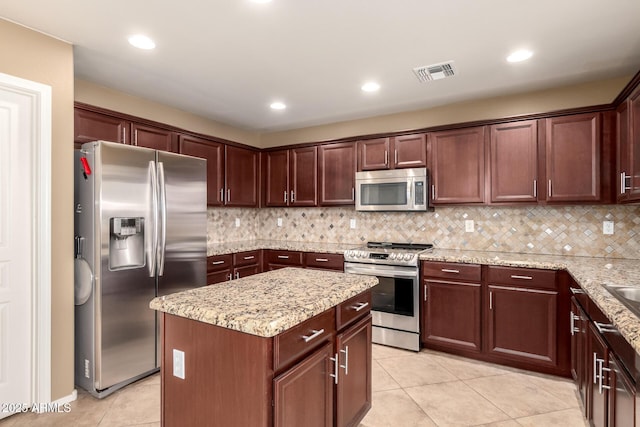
335 315 372 427
274 342 334 427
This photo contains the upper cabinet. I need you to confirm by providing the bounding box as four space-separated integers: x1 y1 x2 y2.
178 135 224 206
617 87 640 203
225 145 259 207
318 142 357 206
490 120 538 204
265 147 318 207
131 123 177 152
429 126 486 204
74 108 129 147
544 113 601 202
357 134 426 171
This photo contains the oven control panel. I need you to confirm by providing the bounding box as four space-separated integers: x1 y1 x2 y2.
344 249 419 266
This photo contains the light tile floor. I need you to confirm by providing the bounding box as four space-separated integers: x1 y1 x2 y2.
0 345 587 427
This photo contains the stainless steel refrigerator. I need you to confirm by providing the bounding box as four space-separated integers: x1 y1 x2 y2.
74 140 207 398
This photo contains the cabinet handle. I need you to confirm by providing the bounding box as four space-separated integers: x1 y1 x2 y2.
227 273 233 281
510 275 533 280
243 256 255 260
340 346 349 375
134 129 138 146
284 190 288 203
570 313 580 336
121 127 126 144
394 149 398 165
384 150 388 166
352 302 369 312
220 188 224 202
441 269 459 274
227 189 231 202
431 184 435 200
489 291 493 310
594 321 617 334
352 187 355 201
330 353 339 385
621 172 631 193
302 329 325 343
277 255 289 259
569 287 585 295
211 260 225 265
315 258 329 262
235 272 240 279
424 284 428 302
533 180 537 198
291 191 295 202
548 180 552 197
596 357 611 394
593 352 598 385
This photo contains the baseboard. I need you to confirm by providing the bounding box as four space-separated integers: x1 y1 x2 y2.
52 389 77 406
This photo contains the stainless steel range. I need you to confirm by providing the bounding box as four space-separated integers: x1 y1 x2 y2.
344 242 433 351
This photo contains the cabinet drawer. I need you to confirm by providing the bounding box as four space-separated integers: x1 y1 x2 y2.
305 252 344 271
266 250 303 266
488 266 557 290
422 261 481 282
207 270 231 285
274 309 336 372
336 290 371 330
207 254 233 273
233 250 261 267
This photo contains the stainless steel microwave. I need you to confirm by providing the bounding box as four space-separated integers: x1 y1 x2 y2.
355 167 428 211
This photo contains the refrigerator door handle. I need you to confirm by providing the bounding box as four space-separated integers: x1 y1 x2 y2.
148 161 158 277
157 162 168 276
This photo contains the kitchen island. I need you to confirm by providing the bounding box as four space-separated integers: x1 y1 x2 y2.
150 267 378 427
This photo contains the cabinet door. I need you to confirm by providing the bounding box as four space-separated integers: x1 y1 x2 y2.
617 101 631 202
74 108 128 146
545 113 601 202
588 323 609 427
608 353 635 427
207 270 231 285
629 88 640 201
274 342 334 427
318 142 356 206
358 138 390 170
225 145 258 207
429 126 486 204
234 264 260 280
179 135 224 206
570 299 589 411
490 120 538 203
131 123 176 152
265 150 289 206
290 146 318 206
336 315 372 427
392 134 427 169
486 285 557 366
423 279 482 353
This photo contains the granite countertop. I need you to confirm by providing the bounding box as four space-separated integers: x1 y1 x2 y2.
207 239 359 256
420 248 640 355
150 267 378 337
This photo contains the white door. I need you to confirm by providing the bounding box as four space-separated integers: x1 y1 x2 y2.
0 83 34 418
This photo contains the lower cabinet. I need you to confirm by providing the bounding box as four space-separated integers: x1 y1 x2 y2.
305 252 344 272
265 249 304 271
207 251 262 284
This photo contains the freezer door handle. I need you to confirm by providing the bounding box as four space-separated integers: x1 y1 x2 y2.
148 161 158 277
157 161 167 276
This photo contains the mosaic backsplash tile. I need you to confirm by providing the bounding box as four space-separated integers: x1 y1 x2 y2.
208 205 640 259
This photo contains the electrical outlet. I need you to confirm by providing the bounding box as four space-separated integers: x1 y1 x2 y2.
235 218 240 228
465 220 474 232
173 349 185 379
277 218 282 227
603 221 614 235
350 219 356 229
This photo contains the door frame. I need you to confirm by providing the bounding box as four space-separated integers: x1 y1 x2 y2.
0 72 52 403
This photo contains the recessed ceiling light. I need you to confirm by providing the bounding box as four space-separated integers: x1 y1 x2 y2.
270 102 286 110
507 49 533 63
128 34 156 50
361 82 380 92
251 0 272 3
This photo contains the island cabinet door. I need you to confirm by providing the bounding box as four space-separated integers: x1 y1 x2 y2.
335 315 372 427
274 341 334 427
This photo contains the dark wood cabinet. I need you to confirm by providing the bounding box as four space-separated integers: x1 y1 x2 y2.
570 298 589 411
179 135 224 206
304 252 344 271
131 123 176 152
207 254 233 285
318 142 356 206
608 353 635 427
335 315 372 427
225 145 259 207
232 250 262 279
274 342 334 427
358 134 426 171
422 262 482 353
630 88 640 201
490 120 538 203
618 87 640 203
544 113 601 202
429 126 486 204
265 147 317 207
265 250 304 271
74 108 129 147
588 322 609 427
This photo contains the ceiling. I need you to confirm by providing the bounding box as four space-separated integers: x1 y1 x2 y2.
2 0 640 132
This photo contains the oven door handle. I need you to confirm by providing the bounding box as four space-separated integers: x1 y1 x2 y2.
344 266 418 279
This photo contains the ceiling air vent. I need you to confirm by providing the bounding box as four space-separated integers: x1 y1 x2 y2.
413 61 456 82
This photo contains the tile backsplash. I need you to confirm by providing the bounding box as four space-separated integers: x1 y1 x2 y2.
207 205 640 259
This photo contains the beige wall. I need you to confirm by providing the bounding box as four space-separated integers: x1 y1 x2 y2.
260 76 630 147
75 79 261 147
0 19 74 400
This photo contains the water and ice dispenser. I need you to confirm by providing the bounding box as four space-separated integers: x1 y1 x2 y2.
109 217 145 270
